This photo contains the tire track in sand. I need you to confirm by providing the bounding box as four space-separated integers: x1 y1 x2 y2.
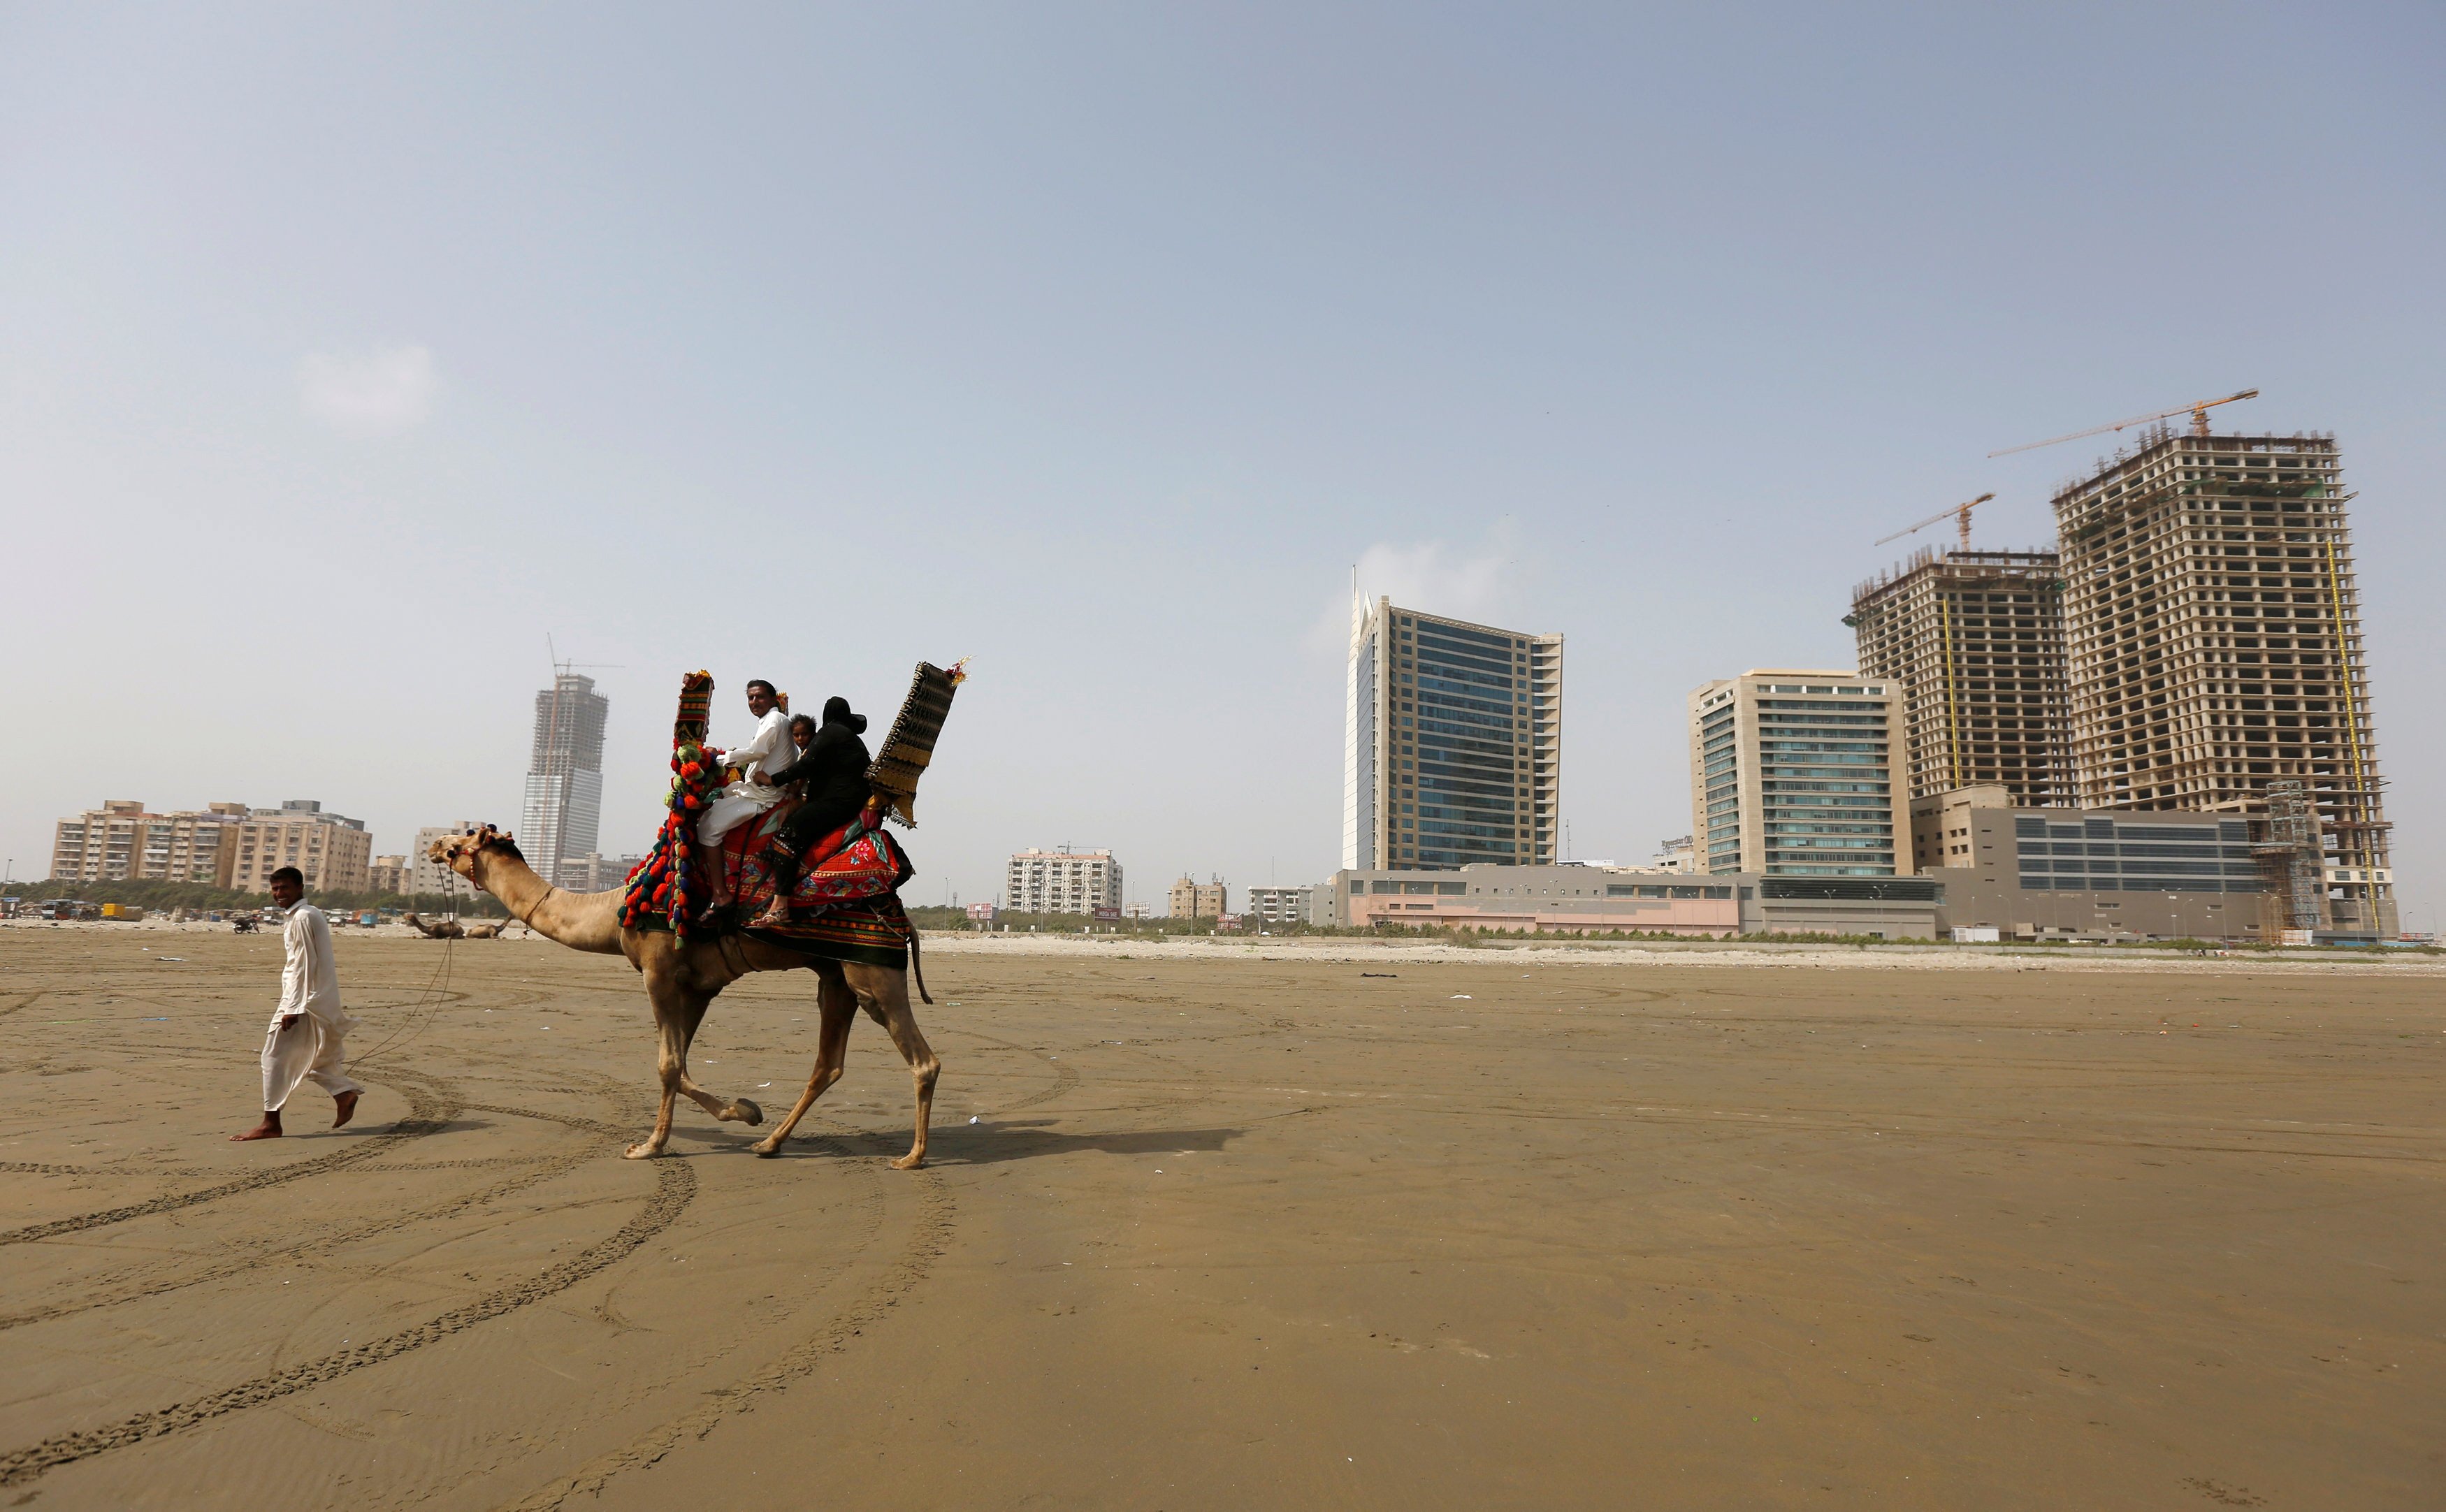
496 1141 951 1512
0 1073 461 1249
498 1033 1052 1509
0 1120 602 1334
0 1140 696 1488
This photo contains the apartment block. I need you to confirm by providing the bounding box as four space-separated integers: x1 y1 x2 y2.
1006 848 1122 915
1168 876 1227 919
50 800 249 885
558 852 646 892
1243 885 1317 928
410 822 484 902
226 800 372 894
2051 428 2393 936
1850 548 2071 806
1344 596 1561 871
1688 671 1906 876
367 856 409 894
520 672 612 886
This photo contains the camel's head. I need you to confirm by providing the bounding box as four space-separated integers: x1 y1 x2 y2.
426 824 525 882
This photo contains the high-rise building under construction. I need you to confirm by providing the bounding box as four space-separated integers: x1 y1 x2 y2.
2050 427 2392 936
519 671 610 887
1343 597 1561 871
1848 547 2072 811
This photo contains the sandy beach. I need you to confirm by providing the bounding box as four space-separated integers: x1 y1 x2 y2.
2 924 2440 1509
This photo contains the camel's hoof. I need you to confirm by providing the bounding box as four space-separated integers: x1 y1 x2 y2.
731 1098 764 1127
751 1142 781 1159
889 1153 926 1171
623 1142 662 1161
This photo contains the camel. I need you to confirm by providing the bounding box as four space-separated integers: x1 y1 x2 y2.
425 826 939 1167
399 912 465 940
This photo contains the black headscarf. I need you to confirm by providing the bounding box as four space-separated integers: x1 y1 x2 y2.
822 696 868 734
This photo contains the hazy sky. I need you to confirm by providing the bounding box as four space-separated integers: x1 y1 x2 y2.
6 4 2441 925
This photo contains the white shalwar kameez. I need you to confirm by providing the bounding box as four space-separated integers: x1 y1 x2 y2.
696 705 796 845
261 899 362 1112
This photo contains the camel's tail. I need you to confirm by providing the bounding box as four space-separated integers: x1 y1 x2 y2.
909 927 932 1005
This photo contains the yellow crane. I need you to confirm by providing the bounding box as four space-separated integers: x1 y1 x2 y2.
1876 492 1995 553
1988 388 2259 457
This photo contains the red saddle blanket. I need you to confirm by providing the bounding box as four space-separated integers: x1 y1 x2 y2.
716 801 912 917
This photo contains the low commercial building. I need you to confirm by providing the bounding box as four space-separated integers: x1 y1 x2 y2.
1006 848 1122 916
1917 787 2266 940
226 801 372 894
1321 864 1941 939
1168 876 1227 919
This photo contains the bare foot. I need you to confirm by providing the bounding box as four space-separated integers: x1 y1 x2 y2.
231 1114 283 1142
331 1090 360 1128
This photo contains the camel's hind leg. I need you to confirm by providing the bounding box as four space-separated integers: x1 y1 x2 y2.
751 965 857 1157
847 963 939 1170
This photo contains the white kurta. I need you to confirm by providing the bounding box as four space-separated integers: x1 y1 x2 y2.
261 901 363 1112
697 706 795 845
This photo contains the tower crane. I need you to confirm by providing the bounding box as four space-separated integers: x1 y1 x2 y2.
1988 388 2259 458
1876 493 1995 553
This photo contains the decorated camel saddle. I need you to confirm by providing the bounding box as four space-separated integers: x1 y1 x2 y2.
619 663 964 961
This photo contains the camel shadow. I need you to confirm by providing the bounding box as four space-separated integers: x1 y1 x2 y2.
758 1119 1246 1167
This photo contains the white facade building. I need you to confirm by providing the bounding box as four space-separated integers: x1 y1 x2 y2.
1005 848 1122 916
519 671 611 887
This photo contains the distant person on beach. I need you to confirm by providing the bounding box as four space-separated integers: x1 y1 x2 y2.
231 866 361 1141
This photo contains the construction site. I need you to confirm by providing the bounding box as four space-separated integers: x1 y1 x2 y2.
1852 393 2398 943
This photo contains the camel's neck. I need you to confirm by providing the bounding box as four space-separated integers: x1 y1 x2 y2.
467 850 625 954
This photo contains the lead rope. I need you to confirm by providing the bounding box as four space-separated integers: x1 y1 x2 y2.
351 932 453 1067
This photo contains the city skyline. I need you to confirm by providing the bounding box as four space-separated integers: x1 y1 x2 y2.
3 8 2438 926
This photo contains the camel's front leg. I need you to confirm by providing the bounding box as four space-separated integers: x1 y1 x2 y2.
628 972 702 1159
752 971 856 1157
853 966 940 1170
628 1022 686 1159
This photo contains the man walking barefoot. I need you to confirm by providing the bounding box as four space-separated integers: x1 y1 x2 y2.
231 866 362 1140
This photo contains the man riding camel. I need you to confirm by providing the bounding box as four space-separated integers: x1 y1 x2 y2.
748 695 872 929
695 678 794 910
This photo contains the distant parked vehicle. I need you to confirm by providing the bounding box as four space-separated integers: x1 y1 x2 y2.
232 914 261 934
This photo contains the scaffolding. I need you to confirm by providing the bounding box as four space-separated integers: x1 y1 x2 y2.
2250 778 2322 939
